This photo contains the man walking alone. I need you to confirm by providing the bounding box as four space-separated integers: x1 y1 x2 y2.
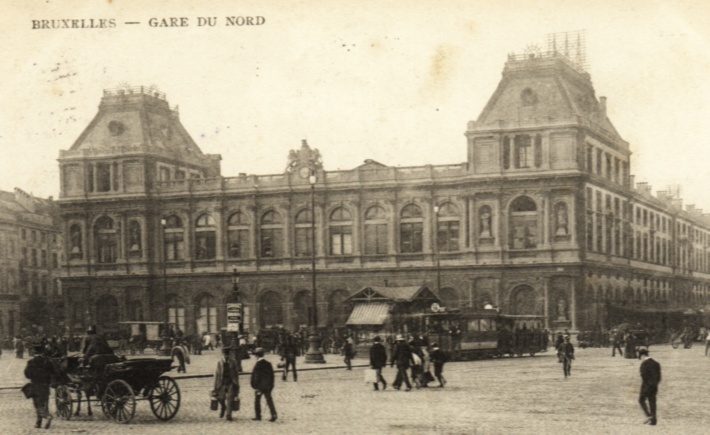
369 336 387 390
557 335 575 378
251 347 277 422
638 348 661 425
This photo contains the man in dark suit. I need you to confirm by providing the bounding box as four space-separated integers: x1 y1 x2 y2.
24 344 56 429
391 334 412 391
557 335 575 378
212 345 240 421
369 336 388 391
251 347 277 422
280 335 298 381
638 348 661 425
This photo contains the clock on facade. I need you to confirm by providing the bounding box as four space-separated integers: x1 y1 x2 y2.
299 166 311 179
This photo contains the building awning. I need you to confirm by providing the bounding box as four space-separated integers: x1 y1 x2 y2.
346 302 390 326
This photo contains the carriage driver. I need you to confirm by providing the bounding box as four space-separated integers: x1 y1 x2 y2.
81 325 115 372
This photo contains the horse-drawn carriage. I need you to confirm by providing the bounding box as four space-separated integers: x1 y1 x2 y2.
53 354 181 424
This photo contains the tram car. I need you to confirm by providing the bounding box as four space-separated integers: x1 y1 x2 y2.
409 308 548 361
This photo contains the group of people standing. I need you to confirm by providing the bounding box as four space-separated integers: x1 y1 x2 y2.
369 334 447 392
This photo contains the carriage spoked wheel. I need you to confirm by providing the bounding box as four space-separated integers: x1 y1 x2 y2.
148 376 181 421
101 379 136 424
55 385 73 420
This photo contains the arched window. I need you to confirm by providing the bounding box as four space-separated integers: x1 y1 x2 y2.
94 216 117 264
293 291 311 329
195 214 216 260
168 295 185 333
364 205 388 255
294 209 313 257
163 215 184 260
327 290 351 327
227 212 250 258
128 220 142 258
196 294 217 334
439 287 460 309
436 203 460 252
260 211 283 258
96 294 119 332
259 291 283 328
129 300 143 321
400 204 423 253
329 207 353 255
509 196 538 249
511 285 537 315
69 224 83 260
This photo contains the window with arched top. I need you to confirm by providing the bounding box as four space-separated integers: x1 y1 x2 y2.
227 212 250 259
364 205 388 255
294 209 314 257
509 196 538 249
329 207 353 255
400 204 423 253
327 290 351 327
260 210 283 258
163 215 184 260
196 293 217 334
195 213 216 260
94 216 118 263
128 220 142 258
259 291 283 328
168 295 185 333
436 203 460 252
293 291 311 328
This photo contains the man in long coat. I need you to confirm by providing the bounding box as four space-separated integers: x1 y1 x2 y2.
212 346 240 421
391 335 412 391
24 344 55 429
369 336 388 390
250 347 277 422
638 348 661 425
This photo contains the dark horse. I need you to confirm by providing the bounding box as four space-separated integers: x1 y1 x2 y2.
53 354 125 417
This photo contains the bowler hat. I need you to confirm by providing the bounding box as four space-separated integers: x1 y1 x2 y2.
253 347 265 356
638 348 649 357
32 344 45 353
86 325 97 334
373 336 381 342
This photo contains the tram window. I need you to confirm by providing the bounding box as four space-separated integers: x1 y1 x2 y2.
480 319 490 331
490 320 497 331
468 319 480 331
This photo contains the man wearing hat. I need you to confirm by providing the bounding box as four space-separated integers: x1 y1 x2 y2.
250 347 277 422
391 334 412 391
82 325 113 360
369 336 388 391
212 345 240 421
638 348 661 425
24 343 56 429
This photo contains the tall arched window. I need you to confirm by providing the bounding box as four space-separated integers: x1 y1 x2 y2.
96 294 119 332
196 294 217 334
509 196 538 249
259 291 283 328
329 207 353 255
293 291 311 328
227 212 250 258
294 209 313 257
168 295 185 333
94 216 117 263
436 203 460 252
511 285 538 314
364 206 388 255
163 215 184 260
195 214 216 260
69 224 83 260
327 290 351 327
128 220 142 258
400 204 423 253
260 211 283 258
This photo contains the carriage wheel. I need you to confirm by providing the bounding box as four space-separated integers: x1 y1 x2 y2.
149 376 181 421
101 379 136 424
55 386 73 420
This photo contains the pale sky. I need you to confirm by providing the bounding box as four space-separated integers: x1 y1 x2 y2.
2 0 710 211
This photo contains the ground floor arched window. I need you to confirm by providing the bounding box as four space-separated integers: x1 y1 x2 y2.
195 294 217 334
259 291 283 328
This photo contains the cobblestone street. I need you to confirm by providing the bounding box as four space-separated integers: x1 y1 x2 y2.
0 345 706 434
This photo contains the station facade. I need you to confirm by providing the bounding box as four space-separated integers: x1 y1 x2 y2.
57 51 710 337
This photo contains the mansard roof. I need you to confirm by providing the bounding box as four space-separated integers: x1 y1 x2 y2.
68 87 206 159
472 53 627 150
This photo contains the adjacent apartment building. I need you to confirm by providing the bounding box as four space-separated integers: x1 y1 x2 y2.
57 47 710 337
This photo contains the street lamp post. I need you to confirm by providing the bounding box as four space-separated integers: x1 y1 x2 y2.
434 205 441 297
159 218 171 355
227 267 243 351
305 170 325 363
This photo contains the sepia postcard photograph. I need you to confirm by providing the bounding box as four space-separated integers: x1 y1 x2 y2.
1 1 709 433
